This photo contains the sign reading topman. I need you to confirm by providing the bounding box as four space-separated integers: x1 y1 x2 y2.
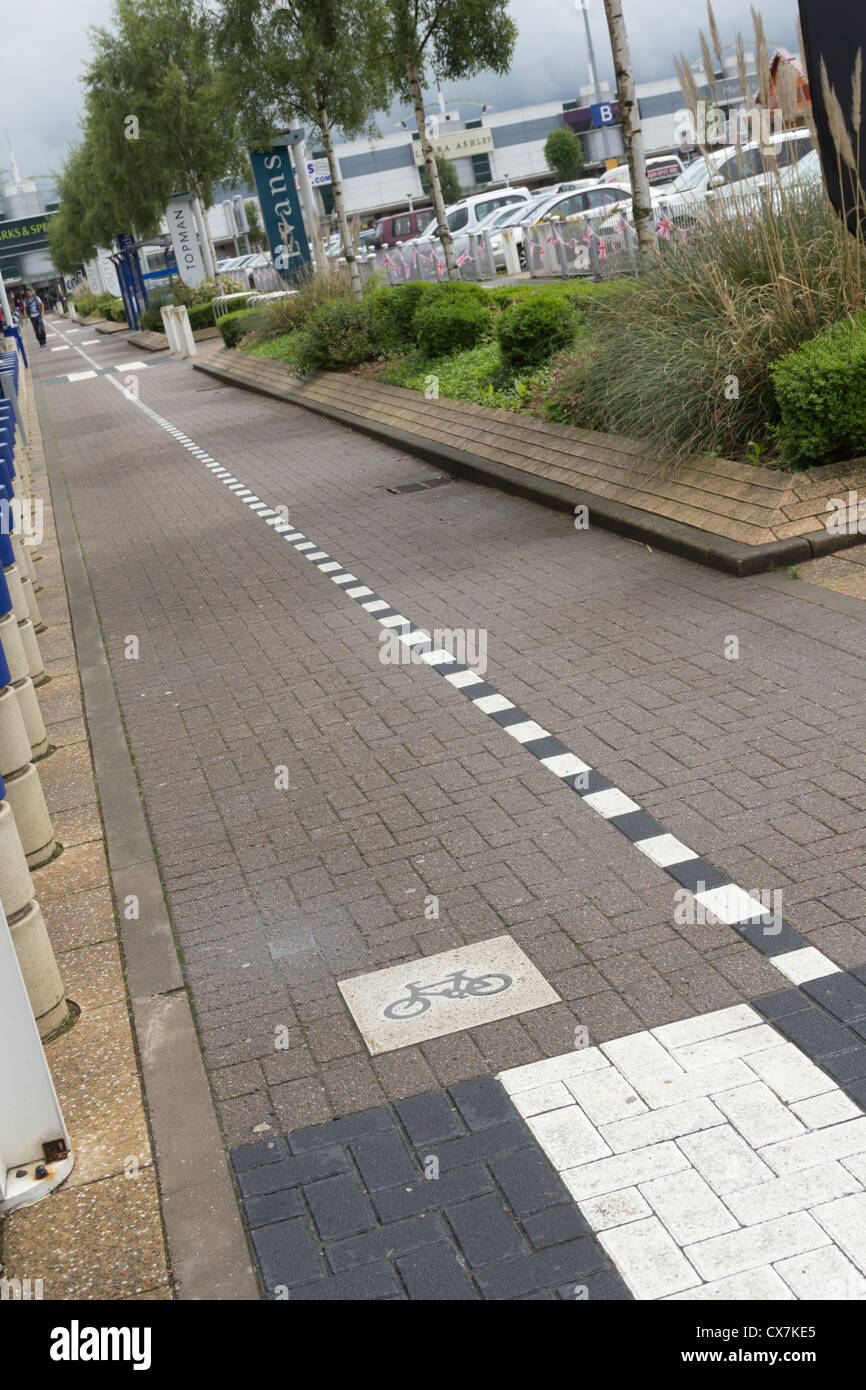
249 143 311 284
166 195 206 288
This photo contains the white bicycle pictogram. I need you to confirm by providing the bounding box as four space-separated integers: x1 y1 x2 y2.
383 969 513 1020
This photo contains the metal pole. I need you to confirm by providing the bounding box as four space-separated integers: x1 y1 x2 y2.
0 268 13 331
293 139 320 267
578 0 613 164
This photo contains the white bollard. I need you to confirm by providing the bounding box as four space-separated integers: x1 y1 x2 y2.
0 797 35 916
501 228 523 277
3 762 55 867
13 676 47 758
0 610 28 682
0 684 34 774
18 618 45 684
9 901 67 1038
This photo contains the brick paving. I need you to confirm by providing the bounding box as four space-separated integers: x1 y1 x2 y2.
30 318 866 1299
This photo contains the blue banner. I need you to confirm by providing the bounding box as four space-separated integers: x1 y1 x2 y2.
249 143 311 284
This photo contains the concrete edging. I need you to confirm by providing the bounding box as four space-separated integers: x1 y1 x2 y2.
192 357 841 578
35 379 260 1302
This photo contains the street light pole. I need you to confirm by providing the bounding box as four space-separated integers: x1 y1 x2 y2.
576 0 613 164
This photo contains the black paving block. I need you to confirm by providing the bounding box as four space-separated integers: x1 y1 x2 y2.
851 965 866 987
731 920 806 957
840 1075 866 1111
476 1235 610 1299
558 1267 632 1300
326 1214 449 1273
372 1162 494 1223
573 771 613 797
303 1171 378 1242
395 1244 478 1300
395 1090 467 1146
449 1076 515 1131
608 810 668 844
817 1047 866 1083
349 1130 420 1191
487 705 533 728
522 1202 593 1250
751 988 811 1020
772 1007 857 1059
236 1145 350 1199
418 1120 531 1172
245 1187 304 1229
288 1262 402 1300
523 736 570 762
664 860 734 894
251 1217 326 1291
801 972 866 1024
230 1137 288 1173
488 1146 573 1218
287 1106 397 1154
444 1192 527 1267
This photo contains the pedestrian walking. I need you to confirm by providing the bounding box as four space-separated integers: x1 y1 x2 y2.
24 288 46 347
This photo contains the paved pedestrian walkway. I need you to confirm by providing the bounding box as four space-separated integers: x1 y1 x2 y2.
32 313 866 1299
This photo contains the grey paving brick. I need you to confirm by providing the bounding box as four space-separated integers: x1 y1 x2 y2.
522 1203 594 1250
801 972 866 1024
230 1137 288 1173
476 1235 611 1299
349 1130 420 1191
444 1192 527 1267
326 1214 449 1272
236 1145 350 1198
751 989 811 1021
558 1267 632 1300
303 1171 377 1241
251 1217 326 1290
288 1262 402 1300
395 1089 467 1146
395 1244 478 1300
488 1146 573 1218
772 1008 859 1060
449 1076 516 1131
287 1106 397 1154
415 1119 531 1173
372 1162 495 1223
244 1187 304 1228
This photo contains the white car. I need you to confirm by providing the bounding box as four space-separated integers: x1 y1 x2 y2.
488 183 633 269
599 154 685 189
704 128 815 216
410 187 532 244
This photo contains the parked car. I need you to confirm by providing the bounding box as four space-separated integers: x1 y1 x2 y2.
599 154 686 189
704 128 815 215
371 208 435 247
410 187 533 244
487 183 633 269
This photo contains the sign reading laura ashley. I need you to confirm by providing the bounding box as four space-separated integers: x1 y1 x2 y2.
165 195 205 288
249 143 311 283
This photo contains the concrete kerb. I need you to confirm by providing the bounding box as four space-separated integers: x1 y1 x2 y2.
35 379 260 1302
192 357 861 579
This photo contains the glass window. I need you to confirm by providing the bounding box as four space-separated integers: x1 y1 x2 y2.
584 189 611 208
392 215 412 238
773 136 813 169
448 206 469 231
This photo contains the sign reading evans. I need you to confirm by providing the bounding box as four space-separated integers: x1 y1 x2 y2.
249 144 311 283
165 196 206 288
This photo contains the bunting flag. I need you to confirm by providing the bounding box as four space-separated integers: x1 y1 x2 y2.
655 213 672 240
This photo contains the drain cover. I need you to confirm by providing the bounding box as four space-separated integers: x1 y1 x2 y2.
387 475 452 494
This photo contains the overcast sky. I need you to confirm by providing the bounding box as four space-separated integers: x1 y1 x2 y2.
5 0 800 184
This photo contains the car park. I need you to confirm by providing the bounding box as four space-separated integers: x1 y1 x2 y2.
487 183 633 269
409 187 533 245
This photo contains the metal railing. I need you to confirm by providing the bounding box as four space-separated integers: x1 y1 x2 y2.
373 231 497 285
525 216 640 280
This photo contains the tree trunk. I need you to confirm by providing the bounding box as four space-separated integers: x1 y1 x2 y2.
602 0 656 257
319 103 363 301
406 60 458 280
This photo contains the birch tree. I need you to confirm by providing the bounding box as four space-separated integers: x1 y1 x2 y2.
602 0 655 255
216 0 392 300
383 0 517 280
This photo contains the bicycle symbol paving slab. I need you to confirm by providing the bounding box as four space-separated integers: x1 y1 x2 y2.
338 936 560 1055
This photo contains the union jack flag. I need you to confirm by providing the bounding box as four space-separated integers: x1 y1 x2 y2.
655 213 672 240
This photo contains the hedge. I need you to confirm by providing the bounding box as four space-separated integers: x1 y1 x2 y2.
218 309 258 347
771 313 866 465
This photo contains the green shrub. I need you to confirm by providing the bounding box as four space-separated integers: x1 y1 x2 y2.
218 309 258 348
373 280 438 347
413 295 489 358
771 314 866 465
186 301 217 331
139 295 173 332
293 297 374 369
495 293 577 372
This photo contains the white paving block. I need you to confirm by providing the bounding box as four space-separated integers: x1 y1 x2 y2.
693 884 773 925
509 1081 574 1118
774 1243 866 1300
677 1124 775 1194
684 1211 829 1282
601 1032 686 1088
565 1068 648 1125
498 1048 609 1095
744 1044 836 1103
771 947 840 985
665 1267 794 1300
539 752 591 778
759 1118 866 1176
444 669 484 688
582 788 641 818
670 1026 781 1070
600 1098 724 1154
599 1216 701 1299
472 694 513 714
711 1080 806 1147
579 1187 651 1231
640 1168 738 1245
503 720 549 744
634 833 697 868
652 1005 760 1051
811 1192 866 1274
791 1091 862 1129
561 1141 691 1201
526 1105 611 1170
725 1162 862 1226
633 1059 757 1110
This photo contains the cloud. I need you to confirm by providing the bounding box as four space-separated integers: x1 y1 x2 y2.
3 0 801 186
